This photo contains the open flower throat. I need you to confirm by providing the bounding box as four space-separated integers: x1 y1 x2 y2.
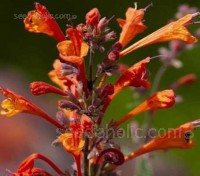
1 2 200 176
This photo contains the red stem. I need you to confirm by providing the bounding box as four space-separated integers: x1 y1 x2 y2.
74 155 82 176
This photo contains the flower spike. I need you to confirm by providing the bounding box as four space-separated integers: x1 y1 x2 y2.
24 3 66 42
0 88 64 129
120 13 199 57
113 90 175 126
4 2 200 176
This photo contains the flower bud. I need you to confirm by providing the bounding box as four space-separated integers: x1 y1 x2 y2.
58 100 81 111
86 8 101 26
107 50 120 61
56 111 69 126
30 81 67 96
103 31 116 42
98 17 109 31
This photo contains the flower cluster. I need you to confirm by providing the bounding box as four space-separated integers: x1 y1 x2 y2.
1 2 200 176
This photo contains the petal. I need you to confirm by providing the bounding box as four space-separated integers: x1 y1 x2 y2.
115 57 151 89
30 81 67 96
0 88 64 129
66 28 83 57
48 70 66 90
81 114 93 135
86 8 101 26
24 3 65 42
0 88 39 117
81 42 89 57
102 57 150 112
24 10 53 35
113 89 175 126
117 7 147 47
57 41 89 61
146 89 175 109
120 14 198 57
58 133 85 156
57 40 76 56
125 122 195 161
0 99 21 117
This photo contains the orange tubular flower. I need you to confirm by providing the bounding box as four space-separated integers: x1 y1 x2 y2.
0 88 64 129
57 28 89 95
113 89 175 126
81 114 94 136
86 8 101 34
102 57 151 112
120 13 199 57
125 121 197 162
48 59 79 94
58 133 85 176
24 3 65 42
11 153 64 176
30 81 68 96
86 8 101 26
171 74 196 89
117 6 147 47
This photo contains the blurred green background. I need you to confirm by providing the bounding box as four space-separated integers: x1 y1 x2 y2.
0 0 200 175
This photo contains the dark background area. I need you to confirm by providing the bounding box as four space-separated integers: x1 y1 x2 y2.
0 0 200 175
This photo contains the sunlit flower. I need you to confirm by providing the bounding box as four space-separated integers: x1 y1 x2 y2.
113 89 175 126
103 57 151 112
58 133 84 176
120 13 199 57
0 87 64 129
125 121 197 161
24 3 65 42
117 4 147 47
58 133 85 156
0 87 41 117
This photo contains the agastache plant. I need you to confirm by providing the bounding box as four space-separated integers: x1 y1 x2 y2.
1 2 200 176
